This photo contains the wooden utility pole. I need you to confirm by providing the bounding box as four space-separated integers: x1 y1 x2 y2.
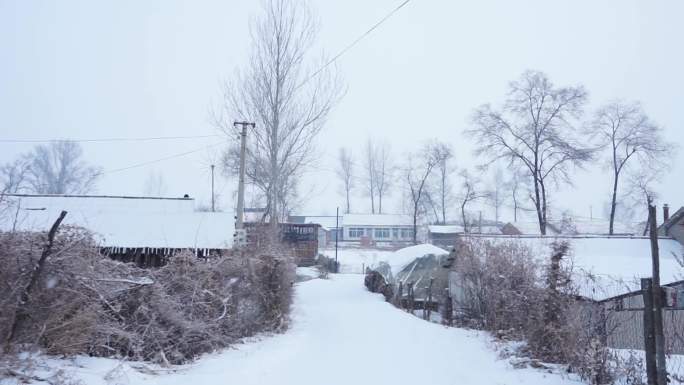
642 278 658 385
233 121 254 248
648 204 668 385
335 207 339 268
210 164 215 212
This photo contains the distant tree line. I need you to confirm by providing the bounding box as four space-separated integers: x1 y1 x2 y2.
334 70 676 238
1 140 101 197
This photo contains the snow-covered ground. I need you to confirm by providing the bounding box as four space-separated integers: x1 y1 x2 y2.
4 273 581 385
320 245 448 275
320 247 395 273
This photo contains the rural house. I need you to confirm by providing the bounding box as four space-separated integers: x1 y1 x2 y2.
0 193 235 267
447 234 684 352
659 204 684 246
341 213 414 245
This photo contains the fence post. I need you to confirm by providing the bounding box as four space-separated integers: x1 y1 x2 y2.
647 205 668 385
407 281 414 314
642 278 657 385
443 288 453 326
397 281 403 308
425 278 434 320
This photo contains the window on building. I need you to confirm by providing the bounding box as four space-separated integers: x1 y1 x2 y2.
392 228 399 239
349 228 364 238
374 228 390 239
400 228 413 239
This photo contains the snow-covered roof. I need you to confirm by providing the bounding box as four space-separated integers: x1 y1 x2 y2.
301 216 339 231
0 194 234 249
505 221 559 235
391 244 449 276
428 225 464 234
483 236 684 301
342 213 413 227
550 218 635 235
429 224 502 235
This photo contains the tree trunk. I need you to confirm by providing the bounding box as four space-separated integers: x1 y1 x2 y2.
609 171 619 235
533 175 545 235
412 203 418 245
441 175 447 224
539 177 548 235
5 211 67 351
461 202 468 233
346 188 350 214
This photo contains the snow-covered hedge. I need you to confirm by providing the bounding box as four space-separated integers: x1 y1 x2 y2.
0 227 295 364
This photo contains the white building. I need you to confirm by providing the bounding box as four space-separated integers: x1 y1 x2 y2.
341 214 414 243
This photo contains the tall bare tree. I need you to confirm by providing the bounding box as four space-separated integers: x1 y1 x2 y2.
429 142 454 224
1 158 31 196
590 101 674 235
467 70 592 235
12 141 101 195
505 169 530 222
143 171 168 197
487 168 504 223
404 143 446 244
374 140 392 214
457 169 487 233
363 139 377 214
336 147 354 214
216 0 341 225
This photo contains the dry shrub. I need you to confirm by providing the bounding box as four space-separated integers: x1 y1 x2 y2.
451 238 542 336
1 226 295 364
452 238 618 383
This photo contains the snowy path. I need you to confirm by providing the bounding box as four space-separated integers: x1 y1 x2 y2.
46 274 581 385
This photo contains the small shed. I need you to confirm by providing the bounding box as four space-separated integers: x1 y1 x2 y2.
244 222 320 266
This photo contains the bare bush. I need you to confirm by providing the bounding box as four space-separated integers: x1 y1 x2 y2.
1 227 295 365
451 237 621 383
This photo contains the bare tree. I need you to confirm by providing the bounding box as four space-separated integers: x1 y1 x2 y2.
363 139 377 214
0 158 31 222
143 171 167 197
457 169 487 233
467 70 592 235
590 101 674 235
1 158 31 196
487 168 505 223
421 188 441 224
19 141 101 195
404 143 445 244
374 141 392 214
505 169 531 222
429 142 454 224
216 0 341 225
336 147 354 214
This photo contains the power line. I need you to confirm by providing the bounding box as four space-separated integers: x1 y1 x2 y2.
297 0 412 88
97 142 225 176
0 134 222 144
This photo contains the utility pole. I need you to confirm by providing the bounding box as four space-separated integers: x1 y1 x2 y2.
648 204 668 385
210 164 215 212
233 121 255 248
335 207 339 273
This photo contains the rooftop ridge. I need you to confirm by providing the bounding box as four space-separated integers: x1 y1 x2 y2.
3 193 193 201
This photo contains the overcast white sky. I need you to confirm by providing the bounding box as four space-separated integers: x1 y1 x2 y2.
1 0 683 223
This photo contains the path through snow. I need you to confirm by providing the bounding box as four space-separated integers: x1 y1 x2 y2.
26 274 581 385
